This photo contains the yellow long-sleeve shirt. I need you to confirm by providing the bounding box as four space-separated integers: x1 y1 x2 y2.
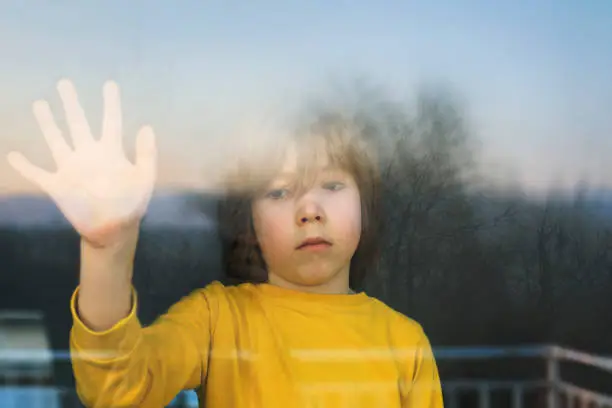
70 281 444 407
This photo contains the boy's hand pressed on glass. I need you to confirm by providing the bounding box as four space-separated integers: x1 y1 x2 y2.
7 79 156 246
6 79 156 332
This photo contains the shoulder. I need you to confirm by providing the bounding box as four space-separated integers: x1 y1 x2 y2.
367 297 429 346
367 298 438 381
186 280 252 298
167 281 257 328
184 280 259 311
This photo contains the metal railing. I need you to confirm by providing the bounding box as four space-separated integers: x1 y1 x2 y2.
0 345 611 407
436 345 612 408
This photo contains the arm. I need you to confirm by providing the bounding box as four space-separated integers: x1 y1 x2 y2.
400 329 445 408
77 229 138 332
72 201 211 407
4 78 208 407
7 78 213 407
70 269 213 408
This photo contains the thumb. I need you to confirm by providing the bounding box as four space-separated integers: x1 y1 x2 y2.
135 125 157 180
7 151 55 193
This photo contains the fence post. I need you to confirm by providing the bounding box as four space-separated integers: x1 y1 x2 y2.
546 346 559 408
445 384 458 408
511 385 523 408
479 384 491 408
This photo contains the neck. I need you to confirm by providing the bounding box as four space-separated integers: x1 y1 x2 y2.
267 268 352 295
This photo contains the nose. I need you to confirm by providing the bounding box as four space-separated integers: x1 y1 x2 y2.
295 200 326 226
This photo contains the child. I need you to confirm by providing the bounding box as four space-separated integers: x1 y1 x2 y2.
7 79 444 407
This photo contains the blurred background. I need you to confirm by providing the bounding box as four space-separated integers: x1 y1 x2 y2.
1 1 612 407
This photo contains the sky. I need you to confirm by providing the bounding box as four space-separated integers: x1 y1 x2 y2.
1 0 611 196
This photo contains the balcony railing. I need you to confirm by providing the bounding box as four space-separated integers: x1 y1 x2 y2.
0 345 611 407
437 345 612 408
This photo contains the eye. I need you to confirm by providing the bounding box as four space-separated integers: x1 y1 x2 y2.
323 181 345 191
265 188 289 200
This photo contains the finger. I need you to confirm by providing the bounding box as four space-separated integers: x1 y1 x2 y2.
33 100 72 166
7 151 55 193
101 80 123 150
135 125 157 180
57 79 93 149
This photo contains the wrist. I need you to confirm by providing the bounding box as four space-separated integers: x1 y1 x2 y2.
81 221 140 251
80 224 139 264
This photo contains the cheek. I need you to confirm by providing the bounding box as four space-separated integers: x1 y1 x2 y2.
328 191 362 244
253 206 293 257
347 201 363 244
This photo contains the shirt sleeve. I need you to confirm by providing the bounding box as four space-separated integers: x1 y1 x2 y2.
69 284 214 408
400 327 445 408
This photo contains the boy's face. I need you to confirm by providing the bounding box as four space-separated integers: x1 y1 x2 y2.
251 143 362 294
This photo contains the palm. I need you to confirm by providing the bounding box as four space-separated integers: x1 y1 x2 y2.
7 79 157 245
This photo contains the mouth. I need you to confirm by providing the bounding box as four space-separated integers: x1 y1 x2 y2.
296 237 332 250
